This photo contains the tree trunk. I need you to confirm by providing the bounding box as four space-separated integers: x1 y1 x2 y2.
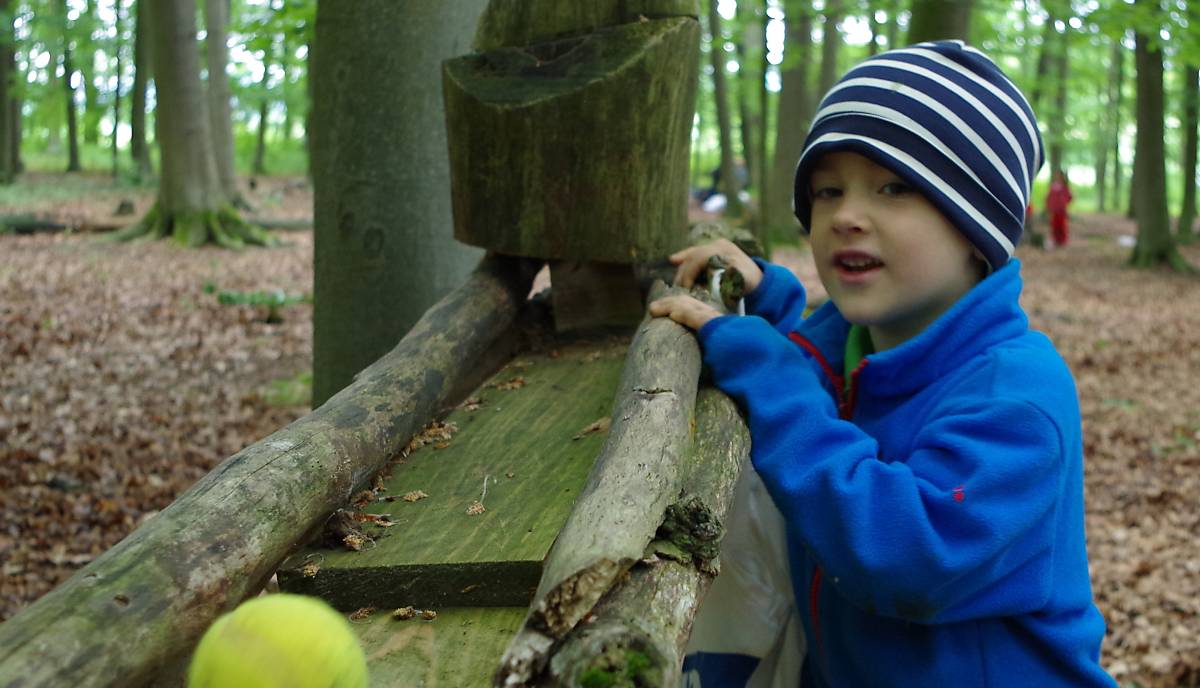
1096 37 1119 213
867 0 880 56
708 0 742 216
1129 20 1189 270
757 0 770 240
1176 64 1197 243
252 40 270 176
1048 24 1068 176
130 0 152 178
884 0 899 49
817 0 843 96
1112 38 1124 214
1029 13 1056 114
0 255 535 688
205 0 241 203
116 0 268 247
111 0 122 177
765 5 813 237
906 0 972 43
0 0 14 184
311 0 490 406
735 12 758 192
61 0 82 173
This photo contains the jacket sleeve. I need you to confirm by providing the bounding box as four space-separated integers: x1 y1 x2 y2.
742 259 808 335
696 316 1065 625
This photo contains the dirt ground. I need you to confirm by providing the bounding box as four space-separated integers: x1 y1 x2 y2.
2 177 1199 686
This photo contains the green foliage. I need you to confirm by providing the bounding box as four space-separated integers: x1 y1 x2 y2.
578 648 657 688
208 284 311 323
259 369 312 407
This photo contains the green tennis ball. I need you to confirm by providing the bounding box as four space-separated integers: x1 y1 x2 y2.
188 593 368 688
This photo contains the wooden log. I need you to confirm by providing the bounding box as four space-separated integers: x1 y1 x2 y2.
0 254 536 688
443 16 700 264
541 388 748 687
495 282 709 686
473 0 701 51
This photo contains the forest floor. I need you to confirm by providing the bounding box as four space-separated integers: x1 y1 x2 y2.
2 176 1199 687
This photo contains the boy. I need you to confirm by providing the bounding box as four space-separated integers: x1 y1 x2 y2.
652 41 1115 686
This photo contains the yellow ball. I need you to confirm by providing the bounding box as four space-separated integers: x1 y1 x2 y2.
188 593 368 688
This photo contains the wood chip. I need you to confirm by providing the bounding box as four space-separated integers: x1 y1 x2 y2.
572 417 611 440
402 490 428 503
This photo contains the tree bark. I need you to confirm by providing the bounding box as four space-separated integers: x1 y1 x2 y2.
496 283 710 686
252 39 271 176
61 0 81 173
708 0 742 216
765 5 813 237
1029 12 1056 114
1096 37 1119 213
205 0 240 203
117 0 267 247
1112 38 1125 214
541 388 748 688
130 0 152 178
111 0 122 177
906 0 972 43
735 8 758 192
1177 64 1197 243
0 255 536 688
817 0 843 96
1048 24 1068 177
0 0 14 184
757 0 770 239
1129 19 1189 270
312 0 490 407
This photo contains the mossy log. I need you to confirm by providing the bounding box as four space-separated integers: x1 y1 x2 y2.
495 282 739 686
443 16 699 264
542 388 748 687
0 255 535 688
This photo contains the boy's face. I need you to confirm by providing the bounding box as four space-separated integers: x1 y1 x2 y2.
808 151 983 351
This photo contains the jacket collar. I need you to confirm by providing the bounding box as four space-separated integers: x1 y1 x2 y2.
799 259 1029 396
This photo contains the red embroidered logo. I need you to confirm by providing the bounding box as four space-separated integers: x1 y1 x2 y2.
953 485 965 503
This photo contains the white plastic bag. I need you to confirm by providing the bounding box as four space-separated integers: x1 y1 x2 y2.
682 464 805 687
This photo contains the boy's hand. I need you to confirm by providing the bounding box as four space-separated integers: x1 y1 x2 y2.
669 240 763 293
648 294 722 331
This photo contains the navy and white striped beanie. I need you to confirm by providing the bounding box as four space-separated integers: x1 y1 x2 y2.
793 40 1044 270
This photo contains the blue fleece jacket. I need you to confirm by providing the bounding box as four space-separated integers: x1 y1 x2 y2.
696 259 1115 687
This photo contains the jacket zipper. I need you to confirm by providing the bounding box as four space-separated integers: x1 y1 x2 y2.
786 331 870 679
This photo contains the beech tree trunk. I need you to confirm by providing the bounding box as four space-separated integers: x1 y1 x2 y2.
1129 21 1189 270
1029 12 1056 114
708 0 742 216
817 1 843 96
61 0 81 173
252 39 270 176
1177 64 1197 243
129 0 152 178
116 0 268 247
765 5 812 237
906 0 972 43
1112 40 1124 213
311 0 490 406
205 0 240 203
1048 25 1068 176
0 0 14 184
0 255 535 688
111 0 122 177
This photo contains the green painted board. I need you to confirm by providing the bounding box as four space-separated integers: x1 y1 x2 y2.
279 338 629 611
353 606 526 688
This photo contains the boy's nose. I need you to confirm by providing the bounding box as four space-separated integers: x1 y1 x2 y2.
830 195 870 235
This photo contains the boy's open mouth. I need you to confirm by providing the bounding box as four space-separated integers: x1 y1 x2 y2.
834 252 884 274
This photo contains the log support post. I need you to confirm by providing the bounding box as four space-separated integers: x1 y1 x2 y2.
443 1 701 332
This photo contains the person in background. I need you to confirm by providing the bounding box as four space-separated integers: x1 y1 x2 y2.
1045 170 1073 248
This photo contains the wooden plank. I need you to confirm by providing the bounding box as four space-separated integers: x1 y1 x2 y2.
352 606 526 688
279 338 629 611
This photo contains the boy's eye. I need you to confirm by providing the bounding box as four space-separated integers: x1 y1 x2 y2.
811 186 841 200
880 181 911 196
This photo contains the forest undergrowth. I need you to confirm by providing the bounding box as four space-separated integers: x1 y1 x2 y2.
1 187 1198 686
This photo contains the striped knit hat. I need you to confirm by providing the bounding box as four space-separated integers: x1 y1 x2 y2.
793 40 1044 270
